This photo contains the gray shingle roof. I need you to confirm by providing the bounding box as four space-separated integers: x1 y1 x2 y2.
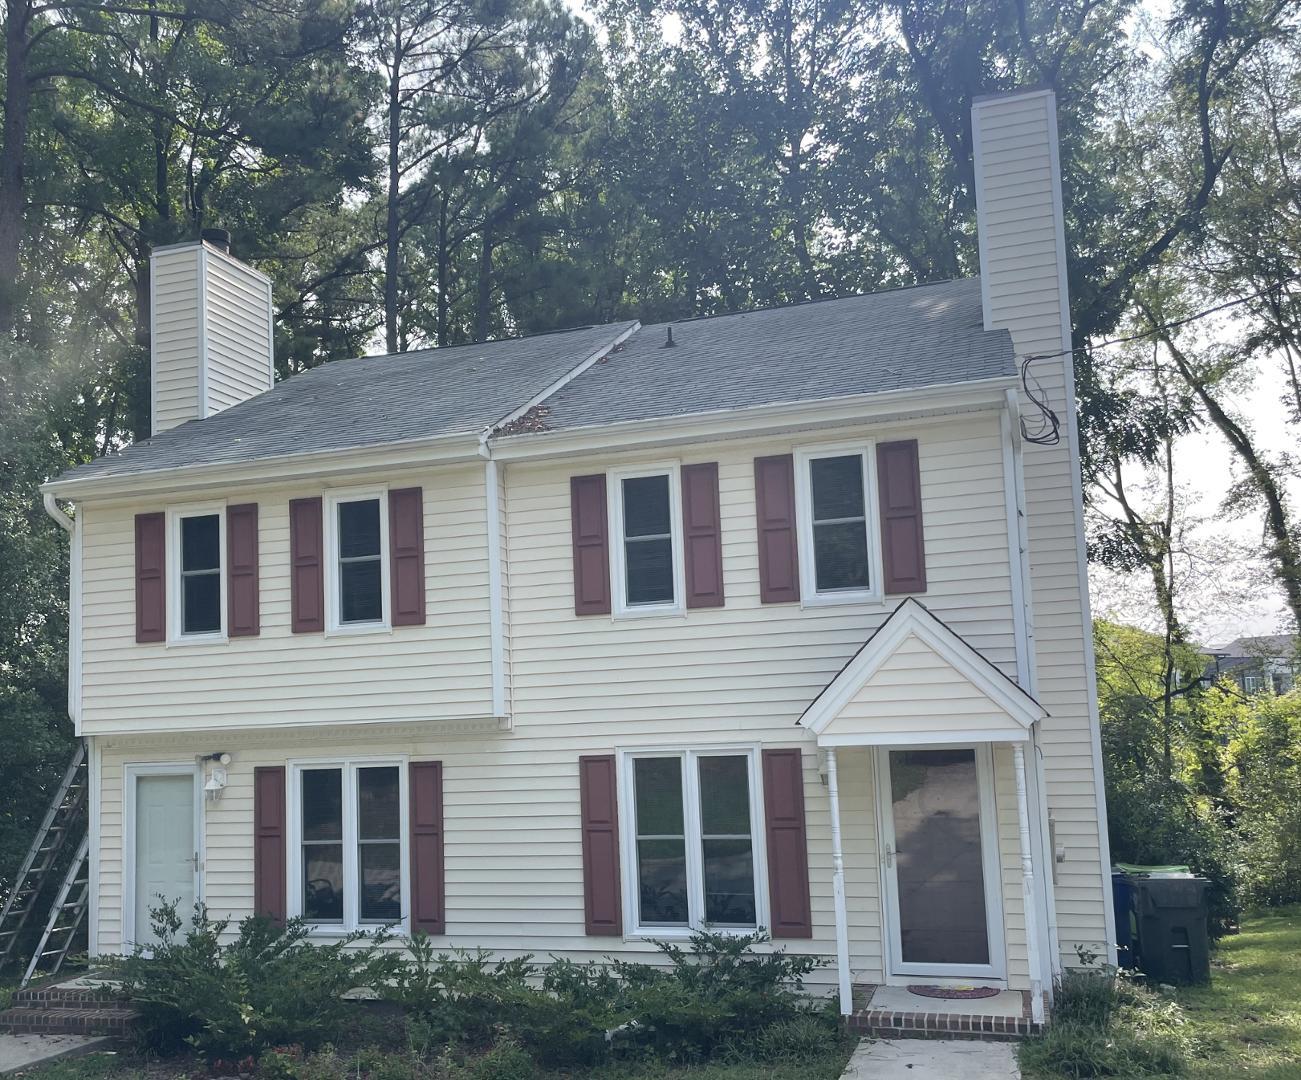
57 321 637 483
535 278 1012 433
53 277 1014 487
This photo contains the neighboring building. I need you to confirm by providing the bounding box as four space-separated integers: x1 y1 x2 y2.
1202 635 1300 696
41 89 1113 1021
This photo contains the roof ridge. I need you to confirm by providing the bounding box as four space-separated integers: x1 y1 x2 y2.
664 276 973 326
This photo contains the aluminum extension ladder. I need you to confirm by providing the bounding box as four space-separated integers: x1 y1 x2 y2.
21 835 90 987
0 743 88 982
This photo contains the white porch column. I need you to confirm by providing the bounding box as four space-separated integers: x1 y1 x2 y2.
825 748 853 1016
1014 742 1046 1023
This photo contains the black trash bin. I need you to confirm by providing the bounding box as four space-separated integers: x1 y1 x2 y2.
1132 874 1211 985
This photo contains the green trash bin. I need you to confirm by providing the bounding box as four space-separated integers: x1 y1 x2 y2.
1132 874 1211 985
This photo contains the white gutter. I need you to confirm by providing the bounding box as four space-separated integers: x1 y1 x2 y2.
43 494 81 731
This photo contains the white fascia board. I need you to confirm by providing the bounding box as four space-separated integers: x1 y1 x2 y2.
798 598 1047 737
488 376 1019 462
41 431 483 502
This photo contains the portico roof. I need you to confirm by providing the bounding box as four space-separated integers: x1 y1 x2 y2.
797 598 1046 746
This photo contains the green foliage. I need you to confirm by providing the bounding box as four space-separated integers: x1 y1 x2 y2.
106 901 399 1058
1020 971 1194 1078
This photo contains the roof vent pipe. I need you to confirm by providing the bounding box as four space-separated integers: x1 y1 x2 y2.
200 227 231 255
663 326 677 348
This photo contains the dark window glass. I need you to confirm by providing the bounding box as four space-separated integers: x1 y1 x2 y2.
809 455 869 591
180 514 221 633
622 475 674 606
634 757 688 926
359 844 401 922
181 515 220 571
183 573 221 635
698 757 755 926
339 500 381 558
358 767 401 921
337 499 383 623
358 767 400 840
302 768 344 923
341 560 383 623
635 758 684 835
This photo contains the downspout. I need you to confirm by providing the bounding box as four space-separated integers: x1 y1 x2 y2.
43 491 73 533
477 432 508 720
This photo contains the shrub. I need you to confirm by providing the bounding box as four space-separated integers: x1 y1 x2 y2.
744 1011 841 1063
107 901 399 1058
466 1039 536 1080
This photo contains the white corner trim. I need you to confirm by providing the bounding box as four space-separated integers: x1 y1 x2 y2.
149 255 159 436
798 598 1047 737
197 245 210 419
484 458 507 717
87 735 100 958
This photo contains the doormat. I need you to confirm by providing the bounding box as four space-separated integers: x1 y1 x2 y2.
905 985 1002 1000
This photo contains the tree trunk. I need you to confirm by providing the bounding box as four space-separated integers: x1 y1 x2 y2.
0 0 32 337
436 193 449 348
384 25 402 355
473 221 494 343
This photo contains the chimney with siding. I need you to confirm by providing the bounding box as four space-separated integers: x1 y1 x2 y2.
149 232 275 435
970 87 1117 969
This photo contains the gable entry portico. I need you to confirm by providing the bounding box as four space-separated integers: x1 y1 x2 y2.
798 599 1048 1024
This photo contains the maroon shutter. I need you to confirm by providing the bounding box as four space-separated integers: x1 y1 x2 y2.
579 755 622 935
253 766 287 925
682 462 725 609
877 439 927 594
410 761 445 935
570 475 611 616
227 503 260 637
134 512 166 643
762 749 813 938
389 487 426 626
754 455 800 604
289 497 325 633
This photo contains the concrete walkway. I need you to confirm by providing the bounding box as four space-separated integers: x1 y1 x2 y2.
0 1033 110 1075
842 1037 1020 1079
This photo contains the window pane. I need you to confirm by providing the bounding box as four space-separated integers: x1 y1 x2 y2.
702 839 756 925
303 844 343 922
358 767 400 840
699 757 750 835
182 573 221 634
181 514 220 572
302 769 342 841
810 456 865 520
625 537 674 605
359 842 402 922
339 499 381 559
637 838 688 925
340 560 382 623
635 758 684 835
622 475 671 538
813 521 870 591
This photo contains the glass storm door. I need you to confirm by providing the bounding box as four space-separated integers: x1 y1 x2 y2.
877 746 1003 979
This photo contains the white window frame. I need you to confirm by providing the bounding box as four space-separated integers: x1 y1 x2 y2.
607 463 686 618
166 503 227 645
794 442 884 606
324 487 391 634
286 756 410 935
617 746 769 939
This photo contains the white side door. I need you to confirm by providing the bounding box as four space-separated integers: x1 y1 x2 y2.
129 771 198 947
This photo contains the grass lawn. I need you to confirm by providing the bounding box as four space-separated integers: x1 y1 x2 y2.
1177 905 1301 1079
13 1049 856 1080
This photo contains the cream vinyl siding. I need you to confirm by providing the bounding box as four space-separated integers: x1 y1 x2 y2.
203 254 272 414
77 464 493 734
150 247 202 434
974 89 1112 963
92 733 1031 990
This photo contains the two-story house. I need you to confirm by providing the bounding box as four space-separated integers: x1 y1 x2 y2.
40 88 1114 1026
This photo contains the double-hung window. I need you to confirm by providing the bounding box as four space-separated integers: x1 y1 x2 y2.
326 491 389 631
293 761 406 931
795 445 881 603
168 507 225 641
609 466 684 616
623 749 764 934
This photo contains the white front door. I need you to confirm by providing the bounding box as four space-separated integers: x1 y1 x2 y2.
876 745 1004 981
131 771 198 947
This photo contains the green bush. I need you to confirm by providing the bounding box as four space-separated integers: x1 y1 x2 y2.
1020 970 1193 1077
107 901 399 1058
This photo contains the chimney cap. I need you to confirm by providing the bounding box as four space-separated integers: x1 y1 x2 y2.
201 227 231 254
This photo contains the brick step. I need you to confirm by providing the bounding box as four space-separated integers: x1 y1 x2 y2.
0 1005 137 1036
847 1009 1041 1041
10 985 120 1010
